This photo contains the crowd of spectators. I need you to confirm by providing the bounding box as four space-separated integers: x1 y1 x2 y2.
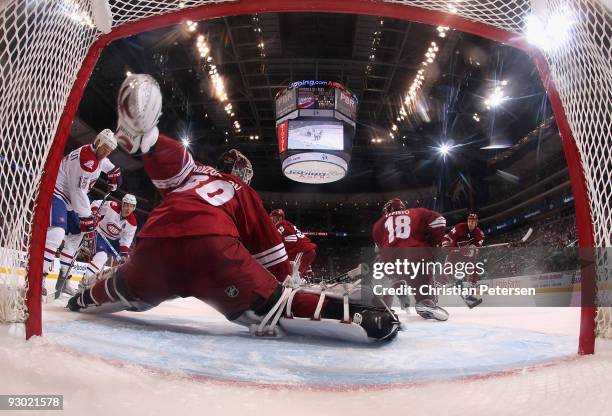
305 211 579 282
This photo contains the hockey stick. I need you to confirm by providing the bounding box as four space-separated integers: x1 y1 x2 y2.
482 227 533 248
324 264 367 284
51 191 113 300
97 232 124 263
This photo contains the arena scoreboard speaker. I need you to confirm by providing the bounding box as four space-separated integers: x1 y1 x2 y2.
275 80 358 184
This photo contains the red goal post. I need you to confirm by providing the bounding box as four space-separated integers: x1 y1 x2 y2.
0 0 609 354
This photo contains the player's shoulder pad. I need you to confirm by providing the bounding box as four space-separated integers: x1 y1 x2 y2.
79 145 99 172
126 213 137 226
109 201 121 213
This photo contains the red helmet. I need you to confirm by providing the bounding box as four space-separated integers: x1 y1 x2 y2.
467 213 478 221
217 149 253 184
383 198 407 215
270 209 285 221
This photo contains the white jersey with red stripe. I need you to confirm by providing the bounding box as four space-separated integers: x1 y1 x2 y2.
53 144 116 218
91 200 137 251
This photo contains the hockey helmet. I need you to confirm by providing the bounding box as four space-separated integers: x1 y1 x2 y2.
217 149 253 185
122 193 137 207
94 129 117 151
383 198 407 215
270 208 285 224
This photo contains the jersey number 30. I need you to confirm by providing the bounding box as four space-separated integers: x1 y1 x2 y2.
173 174 235 206
384 215 411 243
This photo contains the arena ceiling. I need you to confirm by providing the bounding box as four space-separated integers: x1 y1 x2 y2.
75 12 554 198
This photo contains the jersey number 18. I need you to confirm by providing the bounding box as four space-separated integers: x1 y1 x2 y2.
384 215 411 243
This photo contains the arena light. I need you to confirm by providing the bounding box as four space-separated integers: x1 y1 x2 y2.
185 20 197 32
525 10 573 52
484 87 507 109
252 14 266 58
365 19 384 75
181 137 190 147
62 0 95 29
438 142 452 156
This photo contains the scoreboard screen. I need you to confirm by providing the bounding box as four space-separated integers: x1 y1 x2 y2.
288 120 344 151
335 88 358 120
275 88 297 118
297 87 335 110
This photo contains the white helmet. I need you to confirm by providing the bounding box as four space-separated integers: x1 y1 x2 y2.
116 74 162 154
94 129 117 151
122 193 137 206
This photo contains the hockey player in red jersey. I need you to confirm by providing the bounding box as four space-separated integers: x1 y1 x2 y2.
442 213 485 308
270 209 317 282
371 198 449 321
443 213 485 249
67 74 399 343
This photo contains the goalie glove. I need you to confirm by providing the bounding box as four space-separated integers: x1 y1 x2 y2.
116 74 162 154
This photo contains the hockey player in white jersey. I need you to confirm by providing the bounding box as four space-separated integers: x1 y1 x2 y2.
78 194 137 290
43 129 121 296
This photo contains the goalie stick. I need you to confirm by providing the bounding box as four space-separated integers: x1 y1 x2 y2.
50 191 113 301
324 264 367 284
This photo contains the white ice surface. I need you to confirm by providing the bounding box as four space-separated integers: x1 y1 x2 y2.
1 297 611 416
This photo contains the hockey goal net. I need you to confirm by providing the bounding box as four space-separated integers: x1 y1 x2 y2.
0 0 610 352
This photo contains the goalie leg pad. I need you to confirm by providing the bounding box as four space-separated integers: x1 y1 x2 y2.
68 268 155 313
235 284 400 343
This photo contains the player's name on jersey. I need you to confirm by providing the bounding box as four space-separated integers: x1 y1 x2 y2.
371 284 536 297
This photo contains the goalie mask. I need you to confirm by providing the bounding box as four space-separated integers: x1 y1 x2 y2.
116 74 162 155
382 198 407 215
216 149 253 185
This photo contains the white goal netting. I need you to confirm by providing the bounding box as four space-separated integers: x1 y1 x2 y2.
0 0 610 345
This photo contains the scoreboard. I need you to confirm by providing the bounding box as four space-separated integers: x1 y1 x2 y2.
275 80 358 184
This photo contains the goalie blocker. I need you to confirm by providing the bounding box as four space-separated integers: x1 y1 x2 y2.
67 236 400 343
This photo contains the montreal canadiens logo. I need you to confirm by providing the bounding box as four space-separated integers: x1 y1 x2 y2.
105 223 122 237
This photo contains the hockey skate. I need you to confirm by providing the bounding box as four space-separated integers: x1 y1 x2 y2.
41 273 48 297
463 295 483 309
353 307 401 341
415 299 449 321
54 271 75 299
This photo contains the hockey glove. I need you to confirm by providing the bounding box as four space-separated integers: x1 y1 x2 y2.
107 167 121 191
79 216 95 239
